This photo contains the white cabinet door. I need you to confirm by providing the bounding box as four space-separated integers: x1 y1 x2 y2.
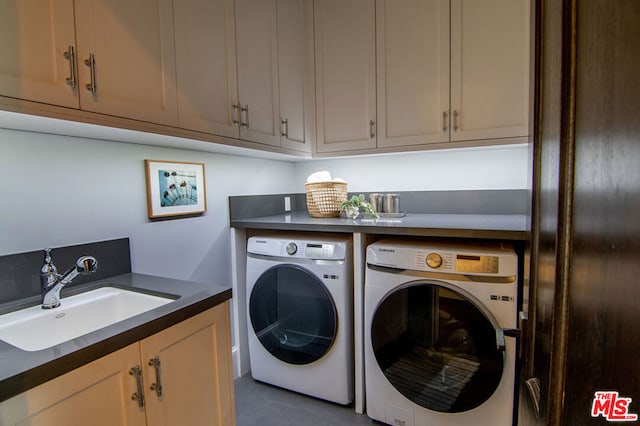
0 0 79 108
277 0 314 153
74 0 179 126
0 343 146 426
141 303 235 426
314 0 376 153
450 0 530 141
235 0 280 146
376 0 450 148
173 0 239 138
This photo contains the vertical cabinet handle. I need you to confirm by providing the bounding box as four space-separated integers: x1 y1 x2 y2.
241 105 249 128
149 356 163 397
442 111 448 132
281 118 289 138
84 53 97 94
453 110 459 132
63 46 77 88
369 120 375 138
129 365 145 408
232 103 240 126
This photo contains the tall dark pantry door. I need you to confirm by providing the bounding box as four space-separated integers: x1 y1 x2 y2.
521 1 640 425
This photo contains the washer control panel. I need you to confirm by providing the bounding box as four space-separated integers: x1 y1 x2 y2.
248 236 348 260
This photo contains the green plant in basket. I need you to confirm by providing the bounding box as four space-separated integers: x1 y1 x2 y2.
340 194 379 219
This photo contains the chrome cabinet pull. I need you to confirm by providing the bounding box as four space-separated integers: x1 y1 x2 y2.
453 110 459 131
369 120 375 138
281 118 289 138
84 53 97 94
241 105 249 128
129 365 145 407
232 103 241 126
63 46 77 88
149 356 163 397
442 110 448 132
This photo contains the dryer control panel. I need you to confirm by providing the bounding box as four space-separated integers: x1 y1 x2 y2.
367 239 517 277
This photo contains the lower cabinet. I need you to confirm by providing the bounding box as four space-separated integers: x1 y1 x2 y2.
0 302 235 426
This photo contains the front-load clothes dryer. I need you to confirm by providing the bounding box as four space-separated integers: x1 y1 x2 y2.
364 238 518 426
246 234 354 405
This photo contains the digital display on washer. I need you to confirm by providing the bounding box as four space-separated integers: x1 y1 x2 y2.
456 254 499 274
306 243 334 258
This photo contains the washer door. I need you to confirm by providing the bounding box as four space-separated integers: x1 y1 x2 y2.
371 280 504 413
250 264 338 365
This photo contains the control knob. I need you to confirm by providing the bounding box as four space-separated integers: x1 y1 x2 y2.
426 252 443 269
286 242 298 255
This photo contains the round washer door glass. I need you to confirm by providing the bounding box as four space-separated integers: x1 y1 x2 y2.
371 281 504 413
250 264 338 365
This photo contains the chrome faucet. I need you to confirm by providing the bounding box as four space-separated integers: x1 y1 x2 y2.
40 248 98 309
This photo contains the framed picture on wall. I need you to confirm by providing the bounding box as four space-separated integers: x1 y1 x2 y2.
144 160 206 219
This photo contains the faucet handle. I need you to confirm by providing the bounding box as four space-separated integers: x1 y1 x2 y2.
41 248 58 275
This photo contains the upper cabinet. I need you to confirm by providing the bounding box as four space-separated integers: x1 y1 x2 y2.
0 0 528 157
277 0 315 152
74 0 179 125
450 0 530 141
376 0 450 148
314 0 376 153
173 0 313 152
316 0 530 154
173 0 239 139
0 0 178 125
0 0 78 108
235 0 280 146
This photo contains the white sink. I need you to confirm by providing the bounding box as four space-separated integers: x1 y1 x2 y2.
0 287 174 352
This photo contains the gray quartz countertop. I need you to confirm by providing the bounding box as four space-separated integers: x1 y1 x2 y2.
0 273 231 402
231 212 528 240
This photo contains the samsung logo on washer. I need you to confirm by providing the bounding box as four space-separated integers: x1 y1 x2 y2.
378 248 395 253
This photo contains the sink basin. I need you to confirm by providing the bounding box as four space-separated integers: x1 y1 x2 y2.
0 287 174 351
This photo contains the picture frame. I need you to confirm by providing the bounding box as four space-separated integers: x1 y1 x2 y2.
144 160 206 219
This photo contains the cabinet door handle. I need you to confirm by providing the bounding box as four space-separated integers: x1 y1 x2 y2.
149 356 163 397
281 118 289 138
453 110 459 132
369 120 375 138
442 110 448 132
232 103 241 127
241 105 249 128
63 45 77 88
84 53 97 94
129 365 145 408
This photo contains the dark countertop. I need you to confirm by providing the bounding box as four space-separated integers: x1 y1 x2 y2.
231 212 529 240
0 273 231 402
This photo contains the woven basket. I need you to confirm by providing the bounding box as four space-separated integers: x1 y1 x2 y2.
305 181 348 218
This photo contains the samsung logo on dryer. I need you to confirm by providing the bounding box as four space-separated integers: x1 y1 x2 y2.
378 248 396 253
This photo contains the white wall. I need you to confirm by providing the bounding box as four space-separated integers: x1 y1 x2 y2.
295 144 529 192
1 127 529 374
0 128 296 282
2 131 528 265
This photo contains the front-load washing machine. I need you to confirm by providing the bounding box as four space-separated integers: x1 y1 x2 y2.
364 238 518 426
246 234 353 404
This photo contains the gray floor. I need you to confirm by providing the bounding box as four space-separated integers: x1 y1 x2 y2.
234 373 379 425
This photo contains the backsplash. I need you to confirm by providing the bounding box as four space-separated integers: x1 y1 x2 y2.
0 238 131 305
228 189 529 220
